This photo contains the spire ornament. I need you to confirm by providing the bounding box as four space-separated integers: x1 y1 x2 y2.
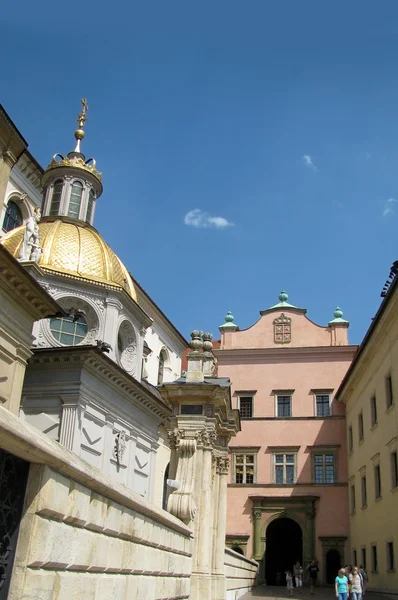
74 98 88 153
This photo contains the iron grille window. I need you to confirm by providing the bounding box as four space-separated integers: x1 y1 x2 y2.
234 454 255 484
274 453 295 484
370 395 378 426
68 181 83 218
386 375 394 409
3 200 22 232
358 412 364 441
49 180 63 215
374 464 381 499
277 395 291 417
49 315 88 345
371 545 378 572
361 475 367 507
350 484 356 513
316 394 330 417
313 453 335 483
391 451 398 489
387 542 395 571
239 397 253 418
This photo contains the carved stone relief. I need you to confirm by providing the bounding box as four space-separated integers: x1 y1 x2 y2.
116 319 137 374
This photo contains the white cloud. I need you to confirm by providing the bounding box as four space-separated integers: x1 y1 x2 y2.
184 209 234 229
382 197 397 217
302 154 318 171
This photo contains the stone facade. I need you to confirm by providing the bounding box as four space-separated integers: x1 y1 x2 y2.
225 548 258 600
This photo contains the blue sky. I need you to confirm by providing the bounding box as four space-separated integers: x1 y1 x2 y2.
2 1 398 344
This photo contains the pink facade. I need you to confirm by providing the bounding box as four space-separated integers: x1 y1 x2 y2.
215 294 357 585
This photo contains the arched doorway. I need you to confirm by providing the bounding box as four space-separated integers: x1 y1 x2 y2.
326 549 340 584
265 517 303 585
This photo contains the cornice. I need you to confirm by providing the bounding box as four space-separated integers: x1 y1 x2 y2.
0 246 63 320
214 345 357 364
29 346 171 421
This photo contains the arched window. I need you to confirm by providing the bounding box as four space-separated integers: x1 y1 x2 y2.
49 180 64 216
157 349 167 385
86 188 96 223
68 181 83 218
3 200 22 232
49 314 88 345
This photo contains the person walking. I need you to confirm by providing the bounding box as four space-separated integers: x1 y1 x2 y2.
335 568 349 600
286 571 294 597
350 567 363 600
307 560 319 595
294 561 303 591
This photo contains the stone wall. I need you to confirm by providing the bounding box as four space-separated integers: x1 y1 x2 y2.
0 406 192 600
224 547 258 600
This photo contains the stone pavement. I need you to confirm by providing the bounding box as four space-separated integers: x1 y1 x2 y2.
241 586 397 600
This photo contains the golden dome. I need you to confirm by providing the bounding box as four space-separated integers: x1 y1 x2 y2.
1 219 137 301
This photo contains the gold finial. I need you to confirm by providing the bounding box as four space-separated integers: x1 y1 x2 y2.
74 98 88 152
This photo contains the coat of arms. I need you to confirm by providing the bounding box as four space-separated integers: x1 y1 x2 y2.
273 313 292 344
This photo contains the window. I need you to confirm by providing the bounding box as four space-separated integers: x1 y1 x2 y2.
361 548 367 570
277 395 291 417
387 542 395 571
391 451 398 489
361 475 367 508
313 453 335 483
239 396 253 418
370 395 378 427
371 544 378 572
358 412 364 441
68 181 83 218
49 315 88 345
273 453 296 484
49 179 63 216
386 374 394 409
3 200 22 232
180 405 203 415
86 188 95 223
157 350 167 385
234 454 256 484
348 426 353 453
350 483 356 513
316 394 331 417
374 464 381 499
353 550 357 566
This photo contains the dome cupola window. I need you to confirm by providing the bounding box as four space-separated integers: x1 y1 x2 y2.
49 180 64 216
3 200 22 232
68 181 83 218
86 188 96 223
49 314 88 345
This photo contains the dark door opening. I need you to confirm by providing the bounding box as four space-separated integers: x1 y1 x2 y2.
326 549 341 584
265 517 303 585
0 448 29 599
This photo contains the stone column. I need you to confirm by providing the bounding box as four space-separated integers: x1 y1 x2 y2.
212 455 229 599
103 297 121 361
59 402 77 450
253 509 263 560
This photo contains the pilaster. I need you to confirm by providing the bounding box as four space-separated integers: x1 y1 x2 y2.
59 402 78 451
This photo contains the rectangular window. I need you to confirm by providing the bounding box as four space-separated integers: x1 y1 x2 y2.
353 550 357 566
371 544 378 572
370 395 378 426
391 451 398 489
387 542 395 571
277 395 291 417
362 548 367 570
375 464 382 499
316 394 331 417
348 426 353 453
273 453 296 484
234 454 255 484
350 483 356 513
313 453 335 483
386 375 394 409
239 396 253 419
358 412 364 441
361 475 367 508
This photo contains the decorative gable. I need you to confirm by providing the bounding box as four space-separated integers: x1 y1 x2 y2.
273 313 292 344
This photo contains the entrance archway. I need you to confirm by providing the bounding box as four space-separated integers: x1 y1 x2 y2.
326 549 340 584
265 517 303 585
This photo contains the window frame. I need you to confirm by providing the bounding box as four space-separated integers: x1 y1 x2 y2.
49 314 88 346
275 391 293 418
370 395 378 428
371 544 378 573
238 395 254 419
157 349 168 385
272 450 297 484
2 198 23 232
231 449 259 484
358 411 364 442
361 473 367 508
361 547 367 571
312 450 336 484
313 390 333 417
386 374 394 410
391 450 398 490
387 541 395 572
374 463 382 500
49 179 64 216
350 481 356 514
68 179 84 219
348 425 354 453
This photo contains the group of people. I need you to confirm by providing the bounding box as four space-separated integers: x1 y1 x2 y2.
335 565 368 600
285 560 319 596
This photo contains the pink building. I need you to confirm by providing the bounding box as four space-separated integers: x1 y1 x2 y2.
214 292 357 585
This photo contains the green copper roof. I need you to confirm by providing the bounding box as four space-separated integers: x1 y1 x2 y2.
328 306 349 325
260 290 307 315
219 310 239 330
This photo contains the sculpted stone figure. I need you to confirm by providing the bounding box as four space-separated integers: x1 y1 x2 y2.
18 207 42 262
